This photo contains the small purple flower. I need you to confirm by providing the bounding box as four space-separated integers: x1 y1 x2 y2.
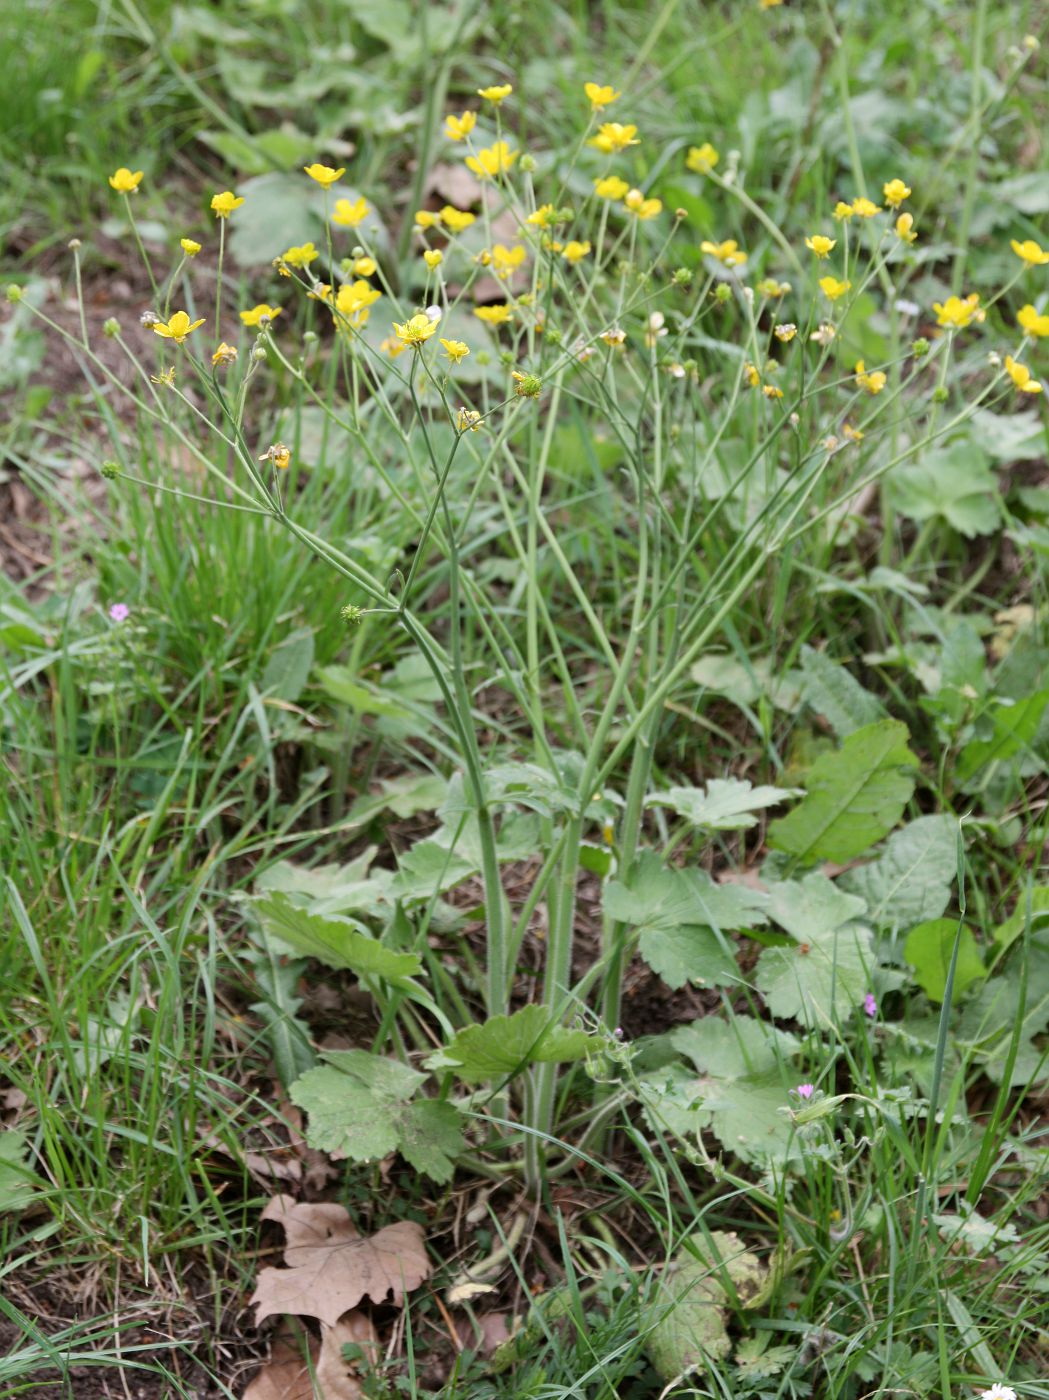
863 992 877 1019
795 1083 815 1100
612 1027 625 1041
109 603 130 623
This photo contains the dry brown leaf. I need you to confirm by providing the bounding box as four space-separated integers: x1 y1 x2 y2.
242 1313 376 1400
252 1194 431 1328
242 1330 318 1400
424 161 484 210
477 1312 512 1355
315 1311 379 1397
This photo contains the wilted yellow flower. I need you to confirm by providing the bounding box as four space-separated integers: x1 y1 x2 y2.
303 163 345 189
584 81 621 111
444 111 477 141
760 0 783 7
473 303 514 325
763 384 784 399
933 293 981 329
774 323 797 342
601 326 627 346
1005 355 1043 393
512 370 542 398
332 196 369 228
109 167 143 193
883 178 911 208
895 213 918 245
353 256 377 276
1018 303 1049 337
423 249 443 270
843 422 864 441
180 237 201 256
150 366 175 386
335 280 381 326
819 275 851 301
562 239 591 263
805 234 836 258
811 322 836 345
211 342 238 366
240 303 282 327
624 188 662 219
756 277 790 297
594 176 630 199
282 242 319 268
686 143 719 174
259 442 291 470
589 121 640 154
478 83 513 103
393 313 438 346
742 361 761 387
210 191 244 218
440 338 470 364
701 238 747 266
851 196 882 218
645 312 668 346
466 141 518 179
456 406 482 432
379 335 408 358
152 310 205 343
854 360 887 394
440 206 475 233
492 243 526 278
832 201 854 221
1011 238 1049 267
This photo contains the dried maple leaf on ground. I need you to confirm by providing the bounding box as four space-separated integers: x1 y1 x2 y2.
242 1313 378 1400
251 1194 431 1328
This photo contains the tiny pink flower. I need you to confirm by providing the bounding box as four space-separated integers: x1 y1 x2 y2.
109 603 130 622
863 992 877 1018
795 1083 815 1100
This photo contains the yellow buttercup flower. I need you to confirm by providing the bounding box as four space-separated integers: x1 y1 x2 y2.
415 209 440 229
805 234 836 259
594 176 629 200
379 335 408 358
562 239 591 264
1005 355 1043 393
774 323 797 342
180 237 201 256
854 360 887 394
440 338 470 364
335 280 381 326
1011 238 1049 267
527 204 557 229
109 167 143 193
686 143 719 174
701 239 747 267
282 242 319 268
473 303 513 325
589 122 640 154
883 178 911 208
819 275 851 301
441 206 476 233
240 303 282 327
477 84 513 103
1018 303 1049 337
152 310 204 343
393 313 438 347
760 0 783 7
423 249 443 269
832 201 854 221
444 111 477 141
492 243 526 279
210 191 244 218
332 196 369 228
624 189 662 219
895 213 917 244
584 81 621 111
212 342 238 366
762 384 784 399
465 141 518 179
353 256 377 276
743 361 761 388
851 196 882 218
303 163 345 189
933 293 981 329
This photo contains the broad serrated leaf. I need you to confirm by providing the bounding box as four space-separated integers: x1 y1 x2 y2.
956 689 1049 783
768 720 918 863
904 919 985 1003
605 851 768 934
799 645 884 737
397 1100 465 1183
890 441 1001 538
647 779 800 831
483 761 579 817
993 887 1049 954
671 1015 801 1079
346 774 448 825
391 813 541 901
956 935 1049 1085
839 816 958 930
644 1233 766 1380
639 925 741 990
757 875 873 1025
255 892 422 982
290 1066 403 1163
0 1131 36 1213
436 1005 590 1083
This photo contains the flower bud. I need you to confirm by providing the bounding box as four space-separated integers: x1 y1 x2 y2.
252 346 268 362
931 385 948 403
103 317 120 338
100 460 120 479
303 330 318 345
341 604 364 625
672 267 693 287
68 238 82 250
714 282 732 304
912 337 930 357
519 153 536 173
6 284 23 303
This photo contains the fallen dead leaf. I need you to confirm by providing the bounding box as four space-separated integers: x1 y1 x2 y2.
252 1194 431 1328
242 1313 376 1400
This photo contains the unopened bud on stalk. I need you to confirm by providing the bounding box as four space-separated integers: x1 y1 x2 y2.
103 317 120 338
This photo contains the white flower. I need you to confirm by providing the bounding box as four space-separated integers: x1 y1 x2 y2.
425 304 442 322
980 1385 1017 1400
